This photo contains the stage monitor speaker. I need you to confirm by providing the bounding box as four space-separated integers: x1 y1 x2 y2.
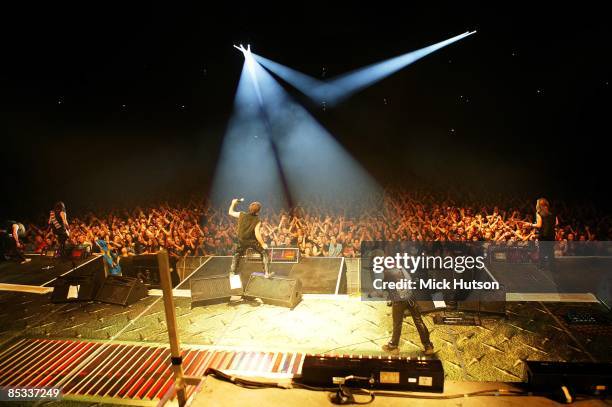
120 254 180 288
301 354 444 392
243 274 302 308
190 275 241 308
525 360 611 396
51 274 100 303
95 275 148 306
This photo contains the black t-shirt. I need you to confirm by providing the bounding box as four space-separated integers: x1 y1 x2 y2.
237 212 259 242
539 213 556 241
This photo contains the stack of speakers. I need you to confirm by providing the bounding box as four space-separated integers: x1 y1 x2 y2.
51 273 103 303
190 274 302 309
119 254 180 288
51 265 148 306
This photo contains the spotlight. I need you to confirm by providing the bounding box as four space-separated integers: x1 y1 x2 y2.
233 44 252 57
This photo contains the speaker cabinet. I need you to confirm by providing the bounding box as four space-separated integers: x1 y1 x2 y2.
243 275 302 308
51 274 101 303
120 254 180 288
190 275 241 308
95 275 148 306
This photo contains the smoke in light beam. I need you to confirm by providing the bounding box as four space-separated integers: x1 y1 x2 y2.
254 31 476 106
211 43 382 209
209 61 288 208
243 51 382 207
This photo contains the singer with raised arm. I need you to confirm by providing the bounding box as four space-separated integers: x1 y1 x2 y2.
228 198 272 278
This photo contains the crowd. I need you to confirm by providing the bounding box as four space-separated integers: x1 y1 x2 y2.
22 189 610 260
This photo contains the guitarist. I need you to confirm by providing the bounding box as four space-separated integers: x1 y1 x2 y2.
48 201 70 258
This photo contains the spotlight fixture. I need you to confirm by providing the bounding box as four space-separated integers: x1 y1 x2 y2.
233 43 252 56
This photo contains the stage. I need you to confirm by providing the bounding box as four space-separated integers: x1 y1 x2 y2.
193 377 608 407
0 255 102 289
0 255 610 405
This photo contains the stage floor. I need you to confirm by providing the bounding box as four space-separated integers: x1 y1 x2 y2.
0 255 101 287
0 290 610 384
185 255 346 294
0 257 610 405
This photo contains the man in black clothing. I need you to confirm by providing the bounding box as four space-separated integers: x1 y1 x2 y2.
525 198 558 271
48 201 70 258
381 267 434 355
228 199 271 278
1 220 30 264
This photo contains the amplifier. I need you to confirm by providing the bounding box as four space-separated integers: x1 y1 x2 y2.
300 354 444 392
489 246 536 264
43 249 57 258
270 247 299 263
565 310 610 325
70 245 90 260
120 254 180 288
244 247 300 263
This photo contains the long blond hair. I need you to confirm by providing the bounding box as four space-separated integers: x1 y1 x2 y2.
536 198 550 216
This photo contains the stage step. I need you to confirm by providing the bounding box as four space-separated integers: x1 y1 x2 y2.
0 338 305 404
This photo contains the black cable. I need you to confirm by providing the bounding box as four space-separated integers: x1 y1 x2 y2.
296 376 531 400
204 368 289 390
364 388 530 400
205 368 612 404
292 382 338 392
205 367 527 399
336 385 375 405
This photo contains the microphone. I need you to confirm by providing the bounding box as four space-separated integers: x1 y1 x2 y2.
237 198 245 202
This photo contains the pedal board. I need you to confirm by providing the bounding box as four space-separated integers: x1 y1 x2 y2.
565 310 611 325
433 314 481 326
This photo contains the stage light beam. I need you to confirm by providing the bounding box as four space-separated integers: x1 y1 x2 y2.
235 50 382 206
211 43 382 211
254 31 477 105
209 61 288 208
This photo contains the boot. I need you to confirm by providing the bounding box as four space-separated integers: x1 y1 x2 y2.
230 252 240 275
423 343 435 356
382 342 399 353
262 252 272 278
